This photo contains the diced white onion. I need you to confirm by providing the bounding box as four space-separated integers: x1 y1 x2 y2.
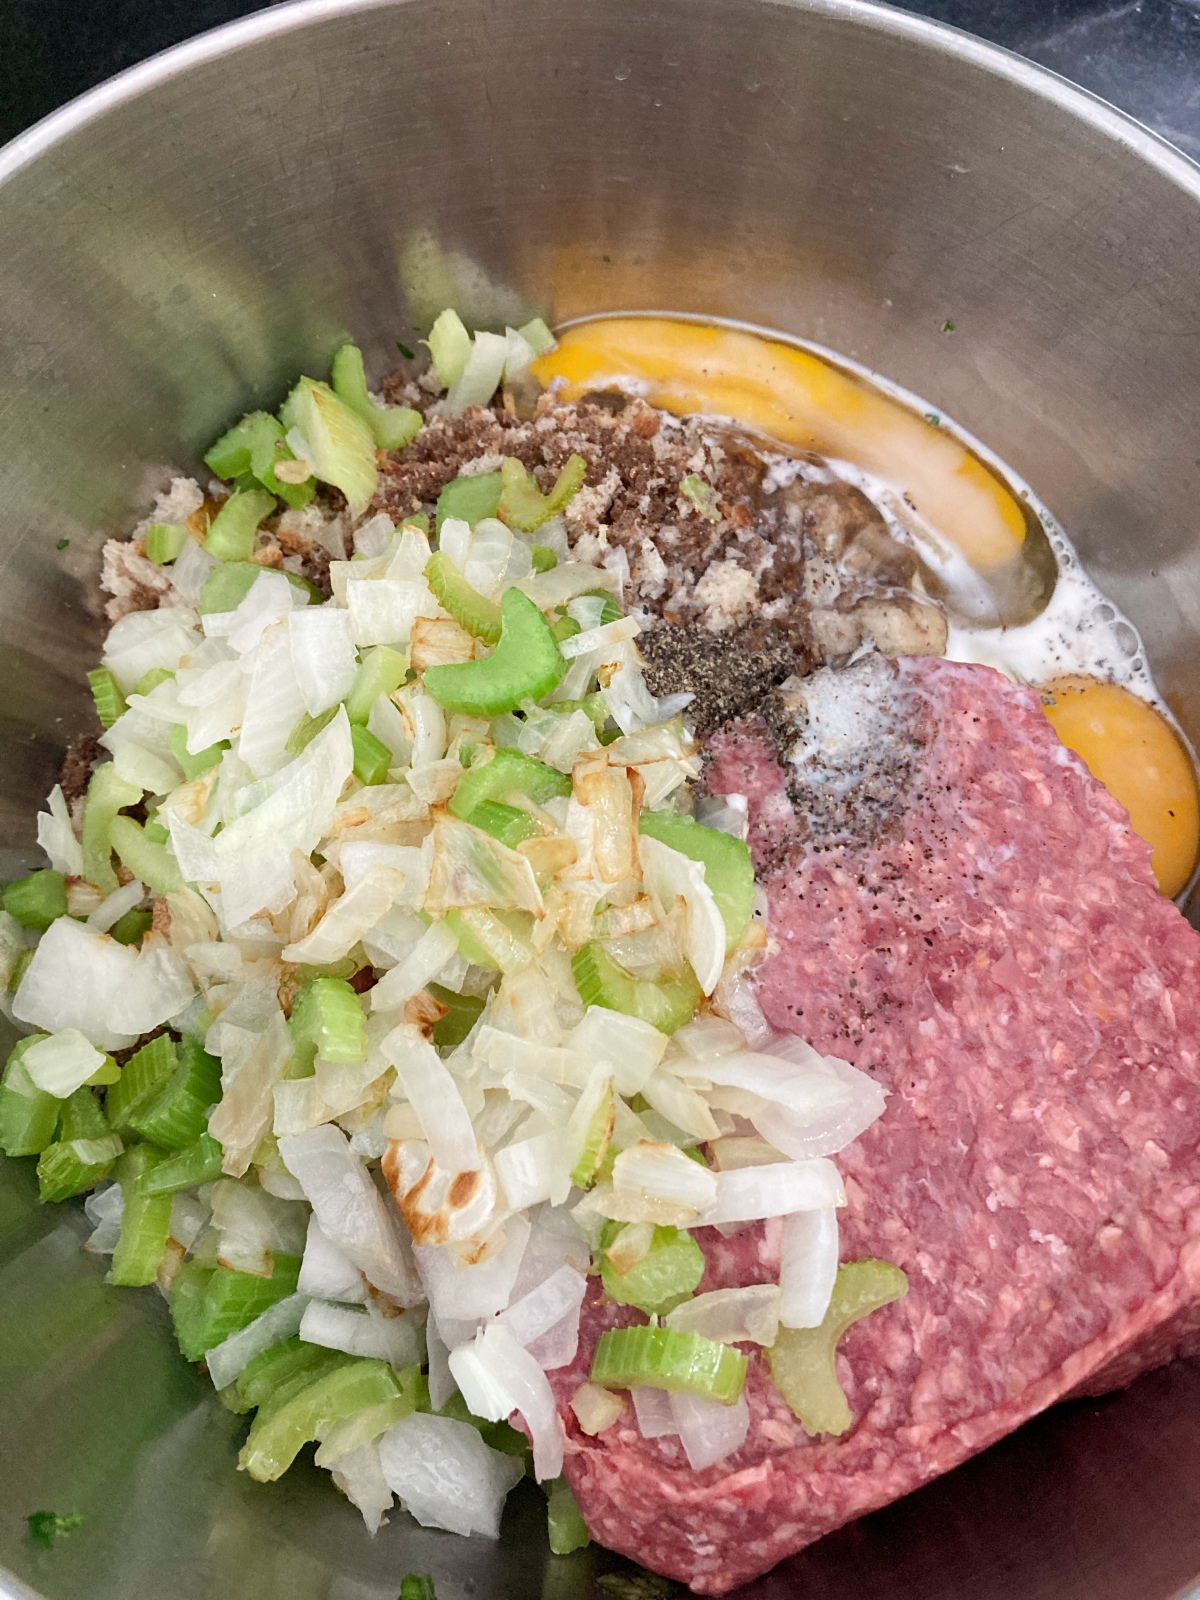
570 1382 625 1436
494 1131 569 1211
448 1321 564 1479
383 1024 479 1173
498 1264 587 1366
612 1141 719 1215
83 1181 125 1255
665 1284 781 1346
778 1207 840 1329
22 1028 105 1098
208 1005 293 1179
299 1300 425 1368
425 1311 457 1411
204 1292 310 1391
330 1440 393 1536
371 920 461 1014
631 1385 678 1440
669 1390 750 1472
445 331 509 417
638 835 726 995
378 1411 523 1538
413 1213 530 1323
210 1175 308 1275
282 869 405 965
102 607 201 693
697 1160 845 1226
237 622 308 779
37 785 83 876
569 1006 668 1097
86 879 146 935
346 578 439 647
288 606 358 717
299 1213 367 1303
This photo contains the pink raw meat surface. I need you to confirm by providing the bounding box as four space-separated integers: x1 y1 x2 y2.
549 656 1200 1594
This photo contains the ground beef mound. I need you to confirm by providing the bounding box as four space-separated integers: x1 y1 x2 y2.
550 657 1200 1594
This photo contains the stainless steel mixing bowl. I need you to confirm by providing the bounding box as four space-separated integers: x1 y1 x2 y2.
4 1 1200 1595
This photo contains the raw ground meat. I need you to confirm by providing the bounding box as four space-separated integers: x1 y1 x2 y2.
549 655 1200 1594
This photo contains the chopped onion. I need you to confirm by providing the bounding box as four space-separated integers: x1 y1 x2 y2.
83 1181 125 1255
210 1176 307 1276
445 331 509 417
413 1212 530 1323
282 868 405 965
639 1068 721 1142
298 1213 366 1304
425 1311 457 1411
37 785 83 877
672 1015 747 1064
778 1207 840 1329
697 1159 845 1226
383 1025 480 1172
278 1123 420 1304
288 605 358 717
631 1385 677 1440
665 1284 781 1346
345 577 439 648
22 1029 105 1098
612 1141 719 1215
87 878 146 935
517 561 619 609
102 607 201 693
371 920 461 1013
208 1007 292 1178
448 1321 564 1479
238 622 308 779
425 818 543 918
638 835 726 995
498 1264 587 1366
378 1411 523 1538
330 1440 393 1536
204 1292 309 1391
570 1382 625 1436
299 1299 425 1368
669 1390 750 1472
494 1130 570 1211
384 1138 498 1247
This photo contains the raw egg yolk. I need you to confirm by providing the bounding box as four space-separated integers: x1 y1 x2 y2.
1041 676 1200 898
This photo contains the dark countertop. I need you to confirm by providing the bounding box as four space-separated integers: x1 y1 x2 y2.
2 0 1200 160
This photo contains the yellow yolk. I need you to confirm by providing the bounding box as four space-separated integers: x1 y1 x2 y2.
533 317 1028 573
1042 676 1200 897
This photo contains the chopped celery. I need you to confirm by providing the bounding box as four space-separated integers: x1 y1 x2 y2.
172 1255 303 1363
205 410 316 510
135 666 175 697
571 943 702 1035
351 723 392 786
279 377 378 517
84 1053 121 1088
105 1033 178 1132
551 613 582 643
496 454 587 533
109 908 153 947
168 722 227 780
237 1336 344 1411
330 343 422 450
449 747 571 823
197 560 315 617
136 1131 224 1195
435 470 503 531
26 1512 84 1550
87 667 127 729
109 817 182 895
570 1077 614 1190
144 522 189 564
203 488 277 563
530 545 557 573
444 908 499 970
467 800 538 847
344 645 409 725
678 474 721 522
127 1037 222 1149
4 868 67 931
545 1476 590 1555
37 1134 123 1202
142 816 170 845
81 763 142 895
109 1145 173 1285
590 1324 747 1405
549 691 608 730
425 550 502 643
598 1221 705 1316
399 1576 438 1600
766 1259 908 1436
427 982 486 1050
584 590 624 626
424 588 566 716
426 308 472 388
239 1356 407 1482
0 1039 60 1156
285 705 338 757
58 1086 110 1141
8 948 32 994
289 977 366 1067
638 812 755 952
518 317 555 356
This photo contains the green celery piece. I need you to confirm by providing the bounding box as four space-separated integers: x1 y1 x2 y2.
197 560 315 617
105 1033 178 1133
399 1576 438 1600
4 868 67 931
58 1086 110 1141
330 343 421 451
517 316 555 356
285 706 338 757
530 545 557 573
550 692 608 730
590 1324 747 1405
551 612 582 643
571 943 702 1036
351 723 392 786
496 454 587 533
109 1145 174 1285
144 522 189 564
8 948 33 994
424 588 565 717
424 550 502 643
570 1078 614 1190
204 410 315 510
0 1038 59 1156
172 1256 303 1363
435 470 503 532
279 377 378 517
467 800 538 847
766 1260 908 1436
204 487 277 562
81 763 142 895
678 474 721 522
136 1131 224 1195
584 589 624 626
449 747 571 822
239 1356 405 1482
110 816 182 896
127 1037 222 1149
598 1220 704 1316
344 645 408 725
37 1134 123 1203
426 309 472 388
141 816 170 845
427 983 486 1049
26 1512 84 1550
436 1389 530 1459
289 977 366 1066
545 1476 590 1555
135 667 175 697
87 667 127 729
169 1260 215 1360
638 811 755 952
236 1335 344 1411
84 1053 120 1088
168 722 227 781
109 908 153 947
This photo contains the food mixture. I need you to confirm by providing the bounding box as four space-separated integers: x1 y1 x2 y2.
3 312 1200 1594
